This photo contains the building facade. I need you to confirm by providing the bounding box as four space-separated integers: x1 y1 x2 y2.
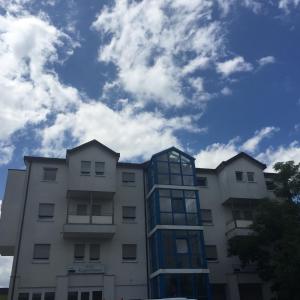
0 140 277 300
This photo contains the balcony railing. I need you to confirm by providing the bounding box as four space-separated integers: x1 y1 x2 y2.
67 214 113 225
226 219 253 239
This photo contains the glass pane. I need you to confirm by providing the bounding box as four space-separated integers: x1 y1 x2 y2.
32 294 42 300
122 244 137 260
33 244 50 259
169 151 180 162
172 199 185 213
171 174 182 185
39 203 54 218
172 190 183 198
90 244 100 261
170 163 180 174
77 204 88 216
187 213 198 225
174 213 186 225
81 161 91 175
95 162 105 175
160 213 172 225
165 275 178 298
184 190 196 198
44 292 55 300
18 294 29 300
158 174 169 185
122 172 135 182
176 239 188 254
157 161 169 173
205 245 218 260
177 255 190 268
92 205 101 216
123 206 136 218
159 189 170 197
183 175 194 186
182 162 193 175
179 274 193 298
197 176 207 186
157 153 168 161
68 292 78 300
81 292 89 300
186 198 197 213
74 244 85 260
92 291 102 300
159 197 172 212
43 168 57 181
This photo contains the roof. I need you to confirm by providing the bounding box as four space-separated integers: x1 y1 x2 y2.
216 152 266 172
117 162 144 169
66 140 120 159
24 156 66 164
151 146 195 161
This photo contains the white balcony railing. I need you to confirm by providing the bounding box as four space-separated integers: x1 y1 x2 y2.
67 215 113 225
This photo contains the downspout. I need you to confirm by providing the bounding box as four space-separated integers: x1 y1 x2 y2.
10 161 32 300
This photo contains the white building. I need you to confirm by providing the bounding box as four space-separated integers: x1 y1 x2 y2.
0 140 277 300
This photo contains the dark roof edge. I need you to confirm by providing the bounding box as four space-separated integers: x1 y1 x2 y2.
151 146 195 161
196 168 216 174
66 140 120 159
24 156 66 164
117 162 144 169
8 169 26 172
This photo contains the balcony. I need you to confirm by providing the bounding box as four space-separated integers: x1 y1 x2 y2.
63 191 116 239
226 219 253 239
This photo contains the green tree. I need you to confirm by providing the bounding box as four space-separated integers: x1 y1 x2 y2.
228 161 300 300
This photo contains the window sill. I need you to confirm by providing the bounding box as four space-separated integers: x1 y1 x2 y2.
122 260 138 263
37 218 54 222
32 259 50 264
80 174 91 177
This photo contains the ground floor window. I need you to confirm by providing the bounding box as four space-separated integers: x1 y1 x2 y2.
68 291 102 300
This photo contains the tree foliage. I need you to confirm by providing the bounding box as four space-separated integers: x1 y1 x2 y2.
228 161 300 300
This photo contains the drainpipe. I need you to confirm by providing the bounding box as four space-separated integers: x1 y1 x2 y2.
10 161 32 300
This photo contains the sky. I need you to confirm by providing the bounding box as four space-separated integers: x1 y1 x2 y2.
0 0 300 287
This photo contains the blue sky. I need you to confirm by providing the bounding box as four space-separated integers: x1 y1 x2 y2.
0 0 300 286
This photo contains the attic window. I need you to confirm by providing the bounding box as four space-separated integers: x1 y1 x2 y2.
81 161 91 175
235 171 243 182
95 162 105 176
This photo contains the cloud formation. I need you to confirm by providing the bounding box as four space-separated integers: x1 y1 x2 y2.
258 56 276 67
217 56 253 77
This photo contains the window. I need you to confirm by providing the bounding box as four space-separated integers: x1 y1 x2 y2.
122 206 136 220
18 294 29 300
205 245 218 261
243 210 253 220
38 203 54 219
89 244 100 261
76 204 88 216
95 162 105 176
232 210 241 220
196 177 207 187
247 172 255 182
81 292 89 300
122 172 135 183
68 292 78 300
92 291 102 300
43 168 57 181
200 209 213 224
74 244 85 261
33 244 50 260
235 171 243 182
32 294 42 300
122 244 137 260
44 292 55 300
176 239 188 254
266 180 275 190
92 204 101 216
81 161 91 175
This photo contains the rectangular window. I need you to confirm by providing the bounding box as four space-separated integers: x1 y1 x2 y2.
43 168 57 181
38 203 54 219
32 294 42 300
76 204 88 216
266 180 275 190
232 210 241 220
247 172 255 182
176 239 188 254
205 245 218 261
18 294 29 300
33 244 50 260
122 206 136 220
201 209 213 224
81 161 91 175
122 172 135 183
44 292 55 300
243 210 253 220
90 244 100 261
95 162 105 176
122 244 137 260
81 292 89 300
235 171 243 182
68 292 78 300
197 177 207 187
74 244 85 261
92 291 102 300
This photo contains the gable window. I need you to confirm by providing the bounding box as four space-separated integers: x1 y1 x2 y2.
201 209 213 225
205 245 218 261
81 161 91 175
122 206 136 221
235 171 243 182
176 239 188 254
95 162 105 176
122 172 135 183
89 244 100 261
197 176 207 187
76 204 88 216
38 203 54 219
74 244 85 261
33 244 50 260
43 168 57 181
122 244 137 260
247 172 255 182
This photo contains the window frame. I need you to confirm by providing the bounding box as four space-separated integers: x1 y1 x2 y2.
38 203 55 220
122 244 137 261
205 245 218 261
235 171 244 182
122 206 136 221
81 160 91 176
95 161 105 176
122 172 136 184
43 168 57 182
200 209 213 225
33 244 50 260
89 244 100 261
196 176 208 187
74 244 85 261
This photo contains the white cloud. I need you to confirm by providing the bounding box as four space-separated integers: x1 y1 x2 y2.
258 56 276 66
92 0 225 107
241 126 279 153
221 86 232 95
278 0 300 12
0 143 15 165
217 0 263 16
216 56 253 77
37 101 205 161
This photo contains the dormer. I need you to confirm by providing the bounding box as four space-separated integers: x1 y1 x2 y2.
67 140 120 194
217 152 268 204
